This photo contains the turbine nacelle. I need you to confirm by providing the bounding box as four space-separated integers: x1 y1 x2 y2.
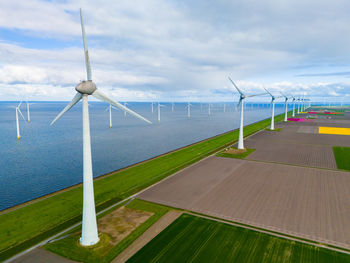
75 80 97 95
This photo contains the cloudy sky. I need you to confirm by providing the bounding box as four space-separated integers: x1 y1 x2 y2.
0 0 350 102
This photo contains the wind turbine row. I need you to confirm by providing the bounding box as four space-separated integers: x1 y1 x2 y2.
50 9 152 246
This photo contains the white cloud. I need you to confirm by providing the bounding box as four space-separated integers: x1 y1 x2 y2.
1 0 350 101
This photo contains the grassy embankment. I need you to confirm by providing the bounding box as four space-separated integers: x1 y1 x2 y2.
333 146 350 171
44 199 169 263
128 214 350 263
0 112 287 261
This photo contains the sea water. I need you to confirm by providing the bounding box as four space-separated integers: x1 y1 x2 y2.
0 101 284 210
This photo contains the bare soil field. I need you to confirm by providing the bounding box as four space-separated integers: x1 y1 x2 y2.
98 206 153 245
138 156 350 249
244 139 337 169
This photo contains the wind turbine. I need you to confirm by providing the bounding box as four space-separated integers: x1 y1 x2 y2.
172 102 174 112
15 102 26 140
291 96 296 117
297 97 300 114
157 102 165 122
265 88 283 130
281 93 289 122
123 102 128 117
26 101 31 123
186 102 193 118
229 77 266 149
208 103 212 116
104 104 119 128
151 102 154 114
50 9 151 247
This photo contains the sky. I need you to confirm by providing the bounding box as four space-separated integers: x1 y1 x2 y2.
0 0 350 102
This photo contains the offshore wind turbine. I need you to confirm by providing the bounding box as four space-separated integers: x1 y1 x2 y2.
50 9 151 246
151 102 154 114
265 88 283 130
172 102 174 112
157 102 165 122
186 102 193 118
26 101 31 123
104 104 119 128
229 77 266 149
15 102 25 140
123 102 128 117
208 103 212 115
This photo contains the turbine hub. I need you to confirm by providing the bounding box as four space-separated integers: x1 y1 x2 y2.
75 80 96 95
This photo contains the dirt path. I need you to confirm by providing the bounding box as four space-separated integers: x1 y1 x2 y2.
112 210 183 263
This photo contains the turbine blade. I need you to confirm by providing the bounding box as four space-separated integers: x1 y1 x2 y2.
111 106 119 111
228 77 244 95
80 8 92 81
246 92 267 98
50 93 82 125
237 98 243 109
18 108 25 120
92 89 152 124
264 88 274 97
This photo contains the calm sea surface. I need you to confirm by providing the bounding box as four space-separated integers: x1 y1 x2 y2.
0 101 284 210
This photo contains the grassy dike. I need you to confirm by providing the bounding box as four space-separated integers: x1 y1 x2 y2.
0 112 287 261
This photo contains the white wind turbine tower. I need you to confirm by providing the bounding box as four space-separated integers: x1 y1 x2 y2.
26 101 31 123
281 93 289 122
297 97 300 114
157 102 165 122
186 102 193 118
104 104 119 128
50 9 152 246
151 102 154 114
123 102 128 117
229 77 266 149
172 102 174 112
208 103 212 115
265 88 283 130
15 102 26 140
291 96 296 117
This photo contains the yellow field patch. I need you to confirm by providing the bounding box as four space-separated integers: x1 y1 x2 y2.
318 127 350 135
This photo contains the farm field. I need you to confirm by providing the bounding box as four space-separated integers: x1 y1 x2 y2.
333 146 350 171
128 214 350 263
138 156 350 249
319 127 350 135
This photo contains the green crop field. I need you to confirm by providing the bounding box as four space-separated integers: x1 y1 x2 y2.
128 214 350 263
0 113 287 261
333 146 350 171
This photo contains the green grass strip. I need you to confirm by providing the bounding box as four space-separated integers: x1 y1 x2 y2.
333 146 350 171
128 214 350 263
0 112 287 261
44 199 169 263
216 148 255 159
